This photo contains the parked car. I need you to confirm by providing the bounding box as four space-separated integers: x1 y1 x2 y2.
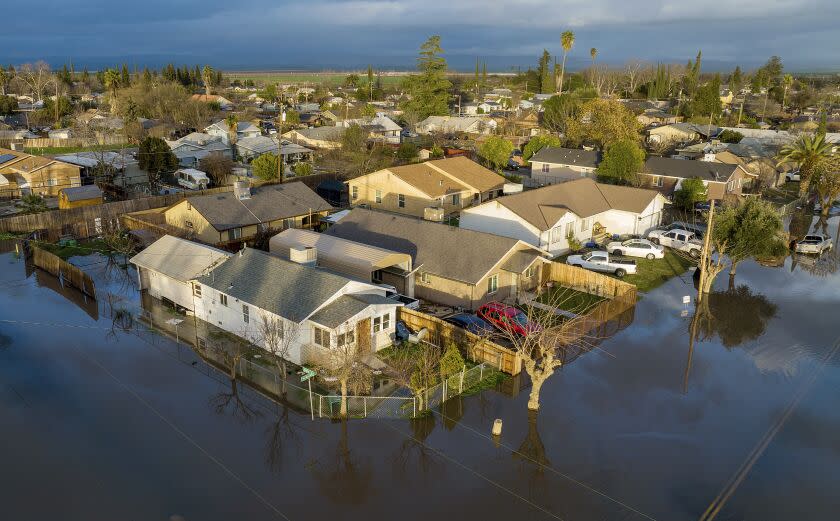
506 158 520 170
476 302 540 337
606 238 665 259
794 234 833 254
566 251 637 277
652 221 707 239
646 229 703 258
786 171 801 182
444 313 496 336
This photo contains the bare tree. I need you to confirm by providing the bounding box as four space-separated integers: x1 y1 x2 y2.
19 61 52 102
388 343 443 412
315 323 372 417
209 378 262 424
624 59 646 95
258 314 300 396
199 151 235 187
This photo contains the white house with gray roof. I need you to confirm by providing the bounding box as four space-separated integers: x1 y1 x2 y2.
528 147 601 185
192 247 400 365
204 120 262 145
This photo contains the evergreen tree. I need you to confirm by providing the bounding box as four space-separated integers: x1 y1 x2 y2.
121 63 130 86
538 50 553 94
401 35 453 121
730 66 743 93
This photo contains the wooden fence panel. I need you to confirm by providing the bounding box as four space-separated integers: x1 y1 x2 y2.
31 245 96 298
398 307 522 375
541 261 637 300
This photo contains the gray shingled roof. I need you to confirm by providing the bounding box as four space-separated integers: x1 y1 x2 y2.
309 293 394 328
195 248 352 322
529 147 600 168
324 208 540 284
644 157 739 182
60 185 102 202
185 181 333 231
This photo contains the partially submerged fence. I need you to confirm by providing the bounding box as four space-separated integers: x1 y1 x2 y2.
30 244 96 298
398 307 522 375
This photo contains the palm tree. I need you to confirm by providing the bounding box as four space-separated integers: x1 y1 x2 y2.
777 133 833 196
556 30 575 93
590 47 597 64
225 114 238 159
103 68 120 100
781 74 793 113
202 65 214 96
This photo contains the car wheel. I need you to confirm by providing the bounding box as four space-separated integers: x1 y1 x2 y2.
614 268 626 278
613 249 623 256
650 237 659 245
689 249 701 259
571 264 582 268
646 253 656 260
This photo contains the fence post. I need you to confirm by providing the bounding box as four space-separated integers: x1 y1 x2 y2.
460 365 465 393
318 395 323 418
413 396 417 418
363 397 367 418
480 363 484 381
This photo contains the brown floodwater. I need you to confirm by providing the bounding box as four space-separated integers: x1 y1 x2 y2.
1 217 839 521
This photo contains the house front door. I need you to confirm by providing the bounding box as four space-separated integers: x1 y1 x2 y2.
356 318 372 354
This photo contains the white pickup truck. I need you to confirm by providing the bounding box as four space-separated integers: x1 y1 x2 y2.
566 251 637 278
646 228 703 259
794 234 833 254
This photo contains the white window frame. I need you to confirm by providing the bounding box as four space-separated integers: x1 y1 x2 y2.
193 284 202 298
652 176 663 187
398 193 405 208
336 330 355 347
373 316 382 333
487 274 499 294
382 312 390 330
580 218 591 232
313 326 330 348
420 272 431 284
219 294 228 306
375 189 382 204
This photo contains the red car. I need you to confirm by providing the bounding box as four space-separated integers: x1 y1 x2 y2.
476 302 540 337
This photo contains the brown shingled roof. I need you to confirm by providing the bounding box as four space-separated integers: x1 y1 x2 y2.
384 156 505 198
494 178 660 231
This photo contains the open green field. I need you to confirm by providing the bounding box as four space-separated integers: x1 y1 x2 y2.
225 71 411 87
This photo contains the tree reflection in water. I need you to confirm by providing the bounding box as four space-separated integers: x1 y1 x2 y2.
512 410 551 501
392 414 440 477
264 403 301 474
208 378 263 425
312 420 373 505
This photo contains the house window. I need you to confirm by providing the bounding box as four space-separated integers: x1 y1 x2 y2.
564 222 573 240
219 294 228 306
524 266 535 278
419 272 431 284
313 327 330 348
487 274 499 294
185 220 194 229
375 189 382 203
372 269 383 283
352 185 359 200
337 331 355 347
382 312 390 330
398 194 405 208
282 218 293 229
228 228 242 241
580 218 591 232
541 163 549 173
550 227 562 244
373 316 381 332
242 304 249 324
193 284 202 298
452 193 461 206
652 176 663 187
47 178 58 186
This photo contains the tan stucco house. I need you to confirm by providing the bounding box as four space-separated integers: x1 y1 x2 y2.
0 148 82 198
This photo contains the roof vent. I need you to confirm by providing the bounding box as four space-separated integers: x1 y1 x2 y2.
234 180 251 200
290 246 317 266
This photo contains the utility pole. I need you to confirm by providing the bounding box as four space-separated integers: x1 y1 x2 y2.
277 110 286 183
737 98 744 127
696 200 716 303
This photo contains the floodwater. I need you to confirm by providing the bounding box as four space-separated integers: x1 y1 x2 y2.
1 218 840 521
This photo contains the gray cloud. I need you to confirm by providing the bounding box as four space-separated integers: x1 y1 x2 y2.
3 0 839 71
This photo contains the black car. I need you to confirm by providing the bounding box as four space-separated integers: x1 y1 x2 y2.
445 313 496 336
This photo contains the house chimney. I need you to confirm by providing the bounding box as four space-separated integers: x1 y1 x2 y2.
233 180 251 200
289 246 317 266
702 153 716 162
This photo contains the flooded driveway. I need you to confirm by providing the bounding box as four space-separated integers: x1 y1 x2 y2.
1 217 839 521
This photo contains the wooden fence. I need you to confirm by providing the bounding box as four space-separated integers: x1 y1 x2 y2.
398 307 522 375
542 261 638 346
0 135 127 150
30 245 96 298
0 186 232 241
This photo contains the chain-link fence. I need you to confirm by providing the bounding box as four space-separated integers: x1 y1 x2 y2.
135 305 499 420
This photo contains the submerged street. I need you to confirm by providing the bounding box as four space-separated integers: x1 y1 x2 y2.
1 216 839 521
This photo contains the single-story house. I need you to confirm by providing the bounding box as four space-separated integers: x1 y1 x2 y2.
338 114 402 144
347 156 506 218
165 132 232 168
460 177 667 256
637 109 680 127
163 181 333 246
416 116 497 135
191 94 234 110
324 208 550 310
269 228 415 296
193 247 401 365
282 126 345 149
58 185 103 209
204 120 261 144
647 122 720 146
0 148 82 197
130 235 231 311
235 135 314 163
54 151 145 187
642 156 756 200
529 147 600 186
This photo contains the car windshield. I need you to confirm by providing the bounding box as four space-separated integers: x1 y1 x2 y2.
511 312 529 326
622 240 634 246
582 252 593 260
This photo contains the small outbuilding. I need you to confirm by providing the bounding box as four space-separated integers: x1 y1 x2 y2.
58 185 103 210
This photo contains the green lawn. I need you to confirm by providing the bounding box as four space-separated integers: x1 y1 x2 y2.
537 286 605 314
620 250 695 292
38 238 112 260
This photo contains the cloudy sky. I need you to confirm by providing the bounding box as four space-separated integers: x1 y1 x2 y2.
5 0 839 72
